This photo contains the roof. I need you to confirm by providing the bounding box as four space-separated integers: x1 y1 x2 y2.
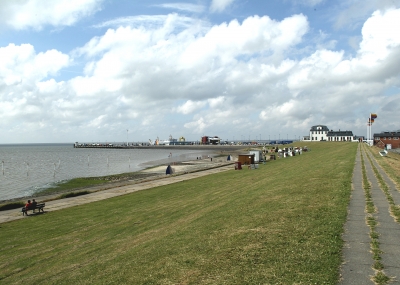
310 125 329 131
327 131 353 136
374 131 400 137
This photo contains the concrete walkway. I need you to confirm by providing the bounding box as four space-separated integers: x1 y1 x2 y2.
340 145 400 284
0 162 235 224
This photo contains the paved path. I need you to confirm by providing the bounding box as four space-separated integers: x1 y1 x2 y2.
0 163 234 224
340 145 400 284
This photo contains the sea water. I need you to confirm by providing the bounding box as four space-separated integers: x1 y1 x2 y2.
0 144 208 201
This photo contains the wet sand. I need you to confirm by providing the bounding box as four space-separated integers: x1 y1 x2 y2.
0 152 239 205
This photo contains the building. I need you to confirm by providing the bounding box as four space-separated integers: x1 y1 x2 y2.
373 131 400 149
327 130 354 142
304 125 357 142
201 136 221 145
308 125 329 141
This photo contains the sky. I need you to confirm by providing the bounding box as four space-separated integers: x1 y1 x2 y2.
1 0 400 144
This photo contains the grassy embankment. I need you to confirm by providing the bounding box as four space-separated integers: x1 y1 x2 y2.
0 172 161 210
0 142 357 284
365 145 400 188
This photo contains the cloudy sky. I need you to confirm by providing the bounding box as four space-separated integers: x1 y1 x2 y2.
1 0 399 144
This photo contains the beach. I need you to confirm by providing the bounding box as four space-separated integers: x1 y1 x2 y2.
0 144 238 201
0 151 239 205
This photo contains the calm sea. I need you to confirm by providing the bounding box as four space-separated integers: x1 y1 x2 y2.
0 144 209 201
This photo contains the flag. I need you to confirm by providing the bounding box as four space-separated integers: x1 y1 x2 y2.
370 113 377 119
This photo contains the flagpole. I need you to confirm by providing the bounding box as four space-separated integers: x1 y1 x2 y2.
368 117 371 146
369 113 374 146
369 114 371 146
369 113 378 146
370 114 372 146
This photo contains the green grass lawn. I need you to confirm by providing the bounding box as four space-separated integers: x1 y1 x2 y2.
0 142 357 284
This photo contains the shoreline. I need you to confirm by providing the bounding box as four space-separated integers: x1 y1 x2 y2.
0 150 241 205
0 160 236 224
0 145 239 202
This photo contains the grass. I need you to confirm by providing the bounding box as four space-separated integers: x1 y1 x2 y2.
34 171 160 196
0 179 109 211
0 179 106 211
0 142 357 284
36 177 109 195
365 145 400 188
0 171 161 211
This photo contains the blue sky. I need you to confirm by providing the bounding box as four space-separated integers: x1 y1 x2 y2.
0 0 399 143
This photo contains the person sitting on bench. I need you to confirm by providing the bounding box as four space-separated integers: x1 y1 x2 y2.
31 199 37 212
25 200 32 216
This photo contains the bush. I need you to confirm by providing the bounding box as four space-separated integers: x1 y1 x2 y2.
58 191 91 199
0 202 25 211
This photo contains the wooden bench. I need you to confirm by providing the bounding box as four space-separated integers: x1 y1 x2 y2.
22 203 45 216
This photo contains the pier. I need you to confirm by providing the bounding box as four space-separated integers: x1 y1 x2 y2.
73 142 246 151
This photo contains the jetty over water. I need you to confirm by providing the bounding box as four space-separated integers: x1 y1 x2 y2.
73 142 245 151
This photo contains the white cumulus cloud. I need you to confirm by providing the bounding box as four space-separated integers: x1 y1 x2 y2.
0 0 103 30
210 0 235 13
1 6 400 143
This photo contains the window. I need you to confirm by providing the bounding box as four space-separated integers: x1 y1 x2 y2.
394 137 399 140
